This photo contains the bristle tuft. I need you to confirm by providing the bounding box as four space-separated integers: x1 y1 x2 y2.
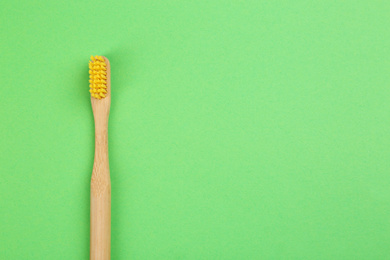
89 56 108 99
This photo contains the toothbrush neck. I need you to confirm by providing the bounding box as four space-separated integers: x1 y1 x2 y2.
94 123 109 162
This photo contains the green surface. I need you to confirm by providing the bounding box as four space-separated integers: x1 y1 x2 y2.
1 1 390 259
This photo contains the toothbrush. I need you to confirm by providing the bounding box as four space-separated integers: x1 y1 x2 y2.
89 55 111 260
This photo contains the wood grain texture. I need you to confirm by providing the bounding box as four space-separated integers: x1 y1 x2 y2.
90 56 111 260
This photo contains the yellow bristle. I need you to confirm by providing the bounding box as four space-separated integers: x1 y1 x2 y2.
89 55 108 99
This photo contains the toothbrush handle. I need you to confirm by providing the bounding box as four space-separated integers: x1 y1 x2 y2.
90 131 111 260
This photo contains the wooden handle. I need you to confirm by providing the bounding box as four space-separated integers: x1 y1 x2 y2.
90 129 111 259
90 56 111 260
90 192 111 259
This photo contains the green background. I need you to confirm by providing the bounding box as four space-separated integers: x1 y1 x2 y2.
1 1 390 259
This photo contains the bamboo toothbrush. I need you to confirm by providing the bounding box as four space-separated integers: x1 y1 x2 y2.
89 55 111 260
